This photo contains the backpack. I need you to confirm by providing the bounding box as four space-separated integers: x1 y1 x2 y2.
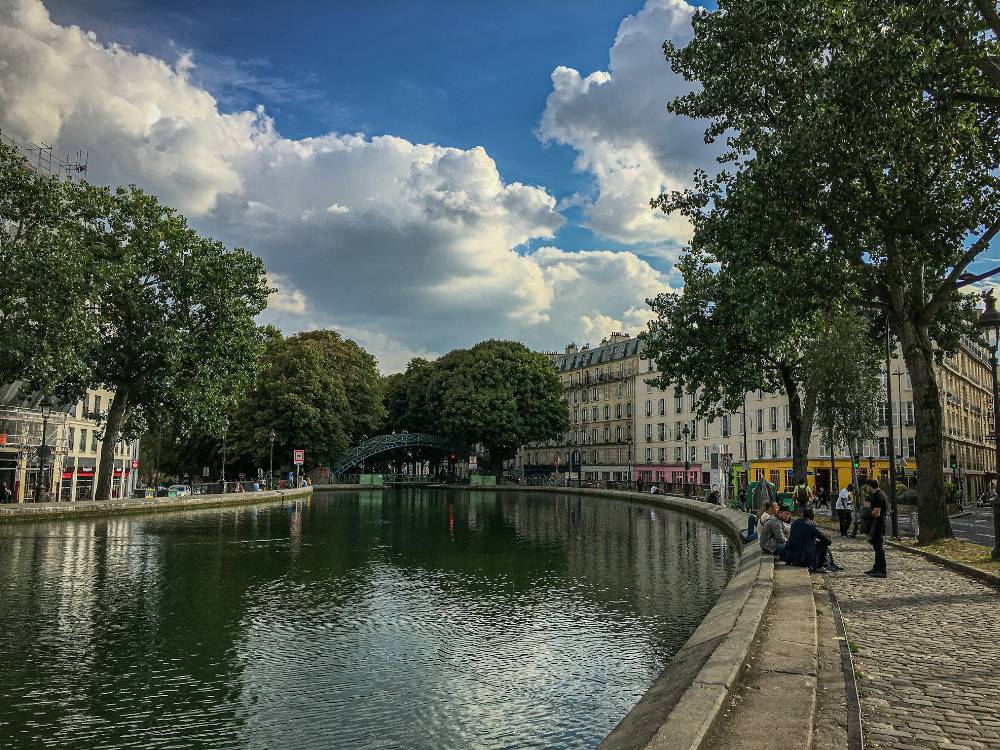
795 485 809 505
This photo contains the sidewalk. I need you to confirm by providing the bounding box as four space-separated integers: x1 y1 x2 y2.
825 537 1000 749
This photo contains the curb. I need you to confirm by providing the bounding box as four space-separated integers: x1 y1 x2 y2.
885 539 1000 589
0 486 323 522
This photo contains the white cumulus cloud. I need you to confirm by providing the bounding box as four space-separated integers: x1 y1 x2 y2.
539 0 720 254
0 0 681 370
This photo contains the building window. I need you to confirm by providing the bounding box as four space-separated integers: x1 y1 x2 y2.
756 409 764 433
675 396 683 414
658 399 665 416
616 404 623 419
91 431 98 452
770 439 778 458
756 440 765 459
703 420 709 438
674 447 682 462
604 426 611 442
906 437 915 458
626 402 632 418
785 438 792 457
878 438 888 457
783 405 790 429
645 424 653 440
93 395 102 417
658 447 665 462
646 448 653 462
690 419 698 440
604 405 610 420
722 414 731 437
769 407 777 431
79 429 87 452
703 446 709 461
646 381 652 393
658 423 665 441
645 400 652 417
905 401 914 425
676 421 682 439
68 427 75 451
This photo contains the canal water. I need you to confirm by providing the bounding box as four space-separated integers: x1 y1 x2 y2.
0 489 737 749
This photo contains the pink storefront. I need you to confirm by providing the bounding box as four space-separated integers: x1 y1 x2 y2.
634 464 705 488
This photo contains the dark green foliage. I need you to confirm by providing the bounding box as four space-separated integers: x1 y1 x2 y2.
385 340 568 474
654 0 1000 541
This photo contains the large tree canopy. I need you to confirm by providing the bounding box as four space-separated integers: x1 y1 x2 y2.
0 143 98 400
655 0 1000 541
385 340 568 476
86 184 270 501
229 330 386 473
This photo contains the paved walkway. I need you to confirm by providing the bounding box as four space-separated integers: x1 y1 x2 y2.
706 566 820 750
826 537 1000 750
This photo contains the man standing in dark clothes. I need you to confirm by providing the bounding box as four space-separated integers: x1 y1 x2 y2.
866 478 888 578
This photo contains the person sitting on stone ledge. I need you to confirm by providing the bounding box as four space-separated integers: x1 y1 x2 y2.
781 507 840 573
759 503 789 556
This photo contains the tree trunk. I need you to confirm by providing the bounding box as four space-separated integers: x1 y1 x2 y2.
896 320 952 543
779 363 814 487
95 389 129 502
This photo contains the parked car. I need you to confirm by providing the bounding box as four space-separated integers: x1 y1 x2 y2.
167 484 192 497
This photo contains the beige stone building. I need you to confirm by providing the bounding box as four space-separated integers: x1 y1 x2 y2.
0 385 140 502
522 332 995 502
517 333 641 482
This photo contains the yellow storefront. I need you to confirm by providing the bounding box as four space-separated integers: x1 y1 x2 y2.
748 458 914 494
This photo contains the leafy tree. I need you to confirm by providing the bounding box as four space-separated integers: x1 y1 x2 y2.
430 340 568 477
802 310 882 486
0 142 97 401
645 181 839 484
229 330 385 473
89 184 269 502
657 0 1000 541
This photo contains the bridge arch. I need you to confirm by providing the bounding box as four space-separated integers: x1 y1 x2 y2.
333 432 455 476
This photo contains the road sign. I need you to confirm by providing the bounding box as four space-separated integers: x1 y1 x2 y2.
553 453 560 467
742 461 751 472
469 454 478 469
131 459 140 470
0 433 6 446
293 449 305 465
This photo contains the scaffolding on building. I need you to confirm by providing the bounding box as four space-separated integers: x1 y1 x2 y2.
0 127 88 180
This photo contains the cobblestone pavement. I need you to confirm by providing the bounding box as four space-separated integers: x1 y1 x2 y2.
826 536 1000 750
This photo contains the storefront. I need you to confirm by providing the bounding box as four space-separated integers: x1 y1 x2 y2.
75 461 96 502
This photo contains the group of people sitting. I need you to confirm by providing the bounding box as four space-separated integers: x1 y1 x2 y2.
756 500 842 573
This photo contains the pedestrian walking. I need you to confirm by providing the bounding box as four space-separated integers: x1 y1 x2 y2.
816 486 831 510
636 477 643 494
836 483 854 538
865 478 888 578
0 481 10 504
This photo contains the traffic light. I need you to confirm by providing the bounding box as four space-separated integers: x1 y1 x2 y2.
950 454 958 470
852 460 860 469
449 453 456 461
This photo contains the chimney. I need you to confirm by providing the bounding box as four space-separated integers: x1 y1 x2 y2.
565 342 578 355
608 332 630 344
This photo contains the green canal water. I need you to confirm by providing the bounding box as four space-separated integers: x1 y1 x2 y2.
0 489 737 749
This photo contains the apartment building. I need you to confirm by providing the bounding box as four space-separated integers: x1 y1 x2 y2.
518 333 640 482
0 385 140 503
522 332 995 501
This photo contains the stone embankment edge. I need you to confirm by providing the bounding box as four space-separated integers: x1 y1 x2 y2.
885 538 1000 589
0 486 334 522
380 485 774 750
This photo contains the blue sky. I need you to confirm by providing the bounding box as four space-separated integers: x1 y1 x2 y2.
46 0 653 255
5 0 996 371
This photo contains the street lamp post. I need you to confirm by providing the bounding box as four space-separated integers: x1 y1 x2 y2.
38 402 52 502
682 424 691 498
268 429 275 489
221 415 230 492
975 291 1000 561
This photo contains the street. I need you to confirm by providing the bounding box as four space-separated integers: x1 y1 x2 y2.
950 506 996 547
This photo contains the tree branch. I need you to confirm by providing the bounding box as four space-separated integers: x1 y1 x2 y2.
973 0 1000 40
926 218 1000 318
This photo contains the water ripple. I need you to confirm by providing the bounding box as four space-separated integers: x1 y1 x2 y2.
0 490 736 749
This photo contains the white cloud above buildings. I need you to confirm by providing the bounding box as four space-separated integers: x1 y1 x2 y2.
539 0 718 254
0 0 696 371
